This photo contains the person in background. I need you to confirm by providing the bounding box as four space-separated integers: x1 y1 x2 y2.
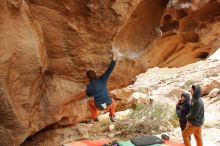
176 92 191 132
182 84 205 146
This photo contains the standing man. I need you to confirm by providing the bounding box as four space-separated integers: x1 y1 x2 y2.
182 84 205 146
86 50 118 122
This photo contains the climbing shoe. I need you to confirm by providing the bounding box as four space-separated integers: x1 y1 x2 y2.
94 118 99 122
110 116 115 122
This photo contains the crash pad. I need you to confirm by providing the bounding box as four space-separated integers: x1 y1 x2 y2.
116 140 183 146
117 140 135 146
131 135 163 146
62 141 87 146
63 140 109 146
163 140 184 146
147 140 184 146
63 139 184 146
81 140 109 146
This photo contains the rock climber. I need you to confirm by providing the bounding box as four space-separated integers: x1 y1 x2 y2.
78 49 118 122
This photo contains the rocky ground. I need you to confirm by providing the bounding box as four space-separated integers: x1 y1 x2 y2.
22 57 220 146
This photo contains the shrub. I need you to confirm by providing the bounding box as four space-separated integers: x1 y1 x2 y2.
115 103 173 136
169 111 179 128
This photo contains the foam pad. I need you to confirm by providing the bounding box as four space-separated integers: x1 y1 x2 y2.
117 140 135 146
131 135 164 146
62 141 87 146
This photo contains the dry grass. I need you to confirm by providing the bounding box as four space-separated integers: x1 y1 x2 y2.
114 103 174 136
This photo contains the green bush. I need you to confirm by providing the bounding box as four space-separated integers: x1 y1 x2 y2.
115 103 173 136
135 87 148 94
169 111 179 128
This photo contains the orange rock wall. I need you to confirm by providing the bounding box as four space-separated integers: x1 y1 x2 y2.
0 0 220 145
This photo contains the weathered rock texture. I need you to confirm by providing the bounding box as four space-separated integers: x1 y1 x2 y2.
0 0 220 145
22 55 220 146
140 0 220 68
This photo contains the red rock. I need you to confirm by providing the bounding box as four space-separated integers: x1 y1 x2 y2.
0 0 220 145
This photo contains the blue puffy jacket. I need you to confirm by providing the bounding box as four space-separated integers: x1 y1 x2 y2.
86 60 116 108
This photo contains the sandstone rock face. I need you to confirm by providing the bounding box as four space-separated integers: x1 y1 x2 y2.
0 0 141 145
0 0 220 145
141 0 220 68
22 59 220 146
129 59 220 107
0 0 166 145
113 0 169 53
22 123 90 146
